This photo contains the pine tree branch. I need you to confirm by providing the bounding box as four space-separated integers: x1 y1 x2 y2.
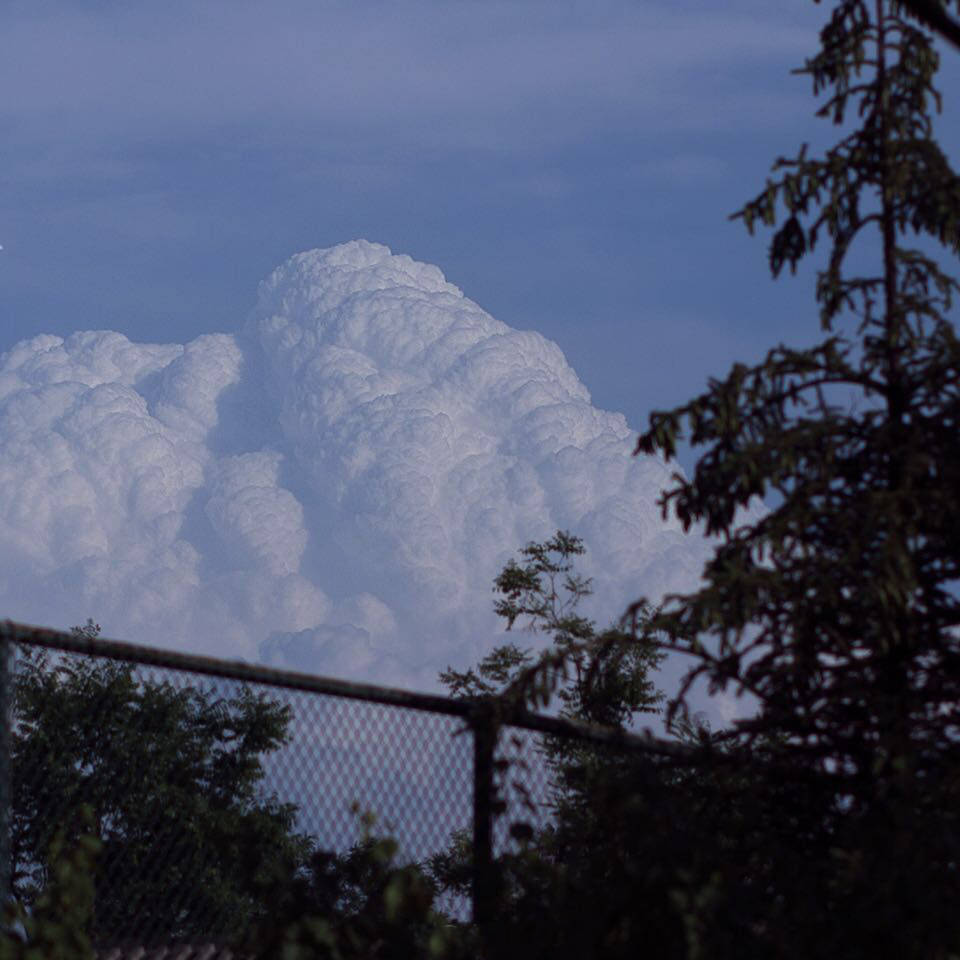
900 0 960 49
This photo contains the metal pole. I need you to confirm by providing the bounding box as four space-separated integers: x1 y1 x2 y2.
471 704 498 932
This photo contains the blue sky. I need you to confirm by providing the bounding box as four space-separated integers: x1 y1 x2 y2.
10 0 952 456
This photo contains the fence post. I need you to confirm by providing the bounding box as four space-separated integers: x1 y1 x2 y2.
471 702 499 933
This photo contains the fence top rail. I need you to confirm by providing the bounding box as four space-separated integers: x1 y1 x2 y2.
0 620 693 759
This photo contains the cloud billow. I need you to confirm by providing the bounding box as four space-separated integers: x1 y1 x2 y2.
0 241 710 691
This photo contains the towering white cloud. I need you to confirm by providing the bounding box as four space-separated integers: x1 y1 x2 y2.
0 241 712 693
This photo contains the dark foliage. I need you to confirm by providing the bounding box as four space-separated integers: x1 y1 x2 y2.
632 0 960 955
245 810 475 960
0 805 100 960
437 533 697 960
10 622 310 948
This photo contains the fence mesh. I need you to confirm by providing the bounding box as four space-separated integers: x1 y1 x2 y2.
0 624 568 953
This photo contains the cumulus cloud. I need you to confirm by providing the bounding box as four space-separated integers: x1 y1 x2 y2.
0 240 717 701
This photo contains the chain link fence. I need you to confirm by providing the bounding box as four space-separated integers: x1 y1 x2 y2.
0 620 686 957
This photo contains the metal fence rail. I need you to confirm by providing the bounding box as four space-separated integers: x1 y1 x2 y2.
0 620 687 953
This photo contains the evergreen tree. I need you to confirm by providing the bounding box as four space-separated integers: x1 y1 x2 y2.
632 1 960 954
900 0 960 46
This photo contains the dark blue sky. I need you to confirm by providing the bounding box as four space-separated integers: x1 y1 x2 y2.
3 0 958 462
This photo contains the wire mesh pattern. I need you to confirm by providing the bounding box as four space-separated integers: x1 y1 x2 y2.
0 623 572 952
0 621 689 957
271 695 472 859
